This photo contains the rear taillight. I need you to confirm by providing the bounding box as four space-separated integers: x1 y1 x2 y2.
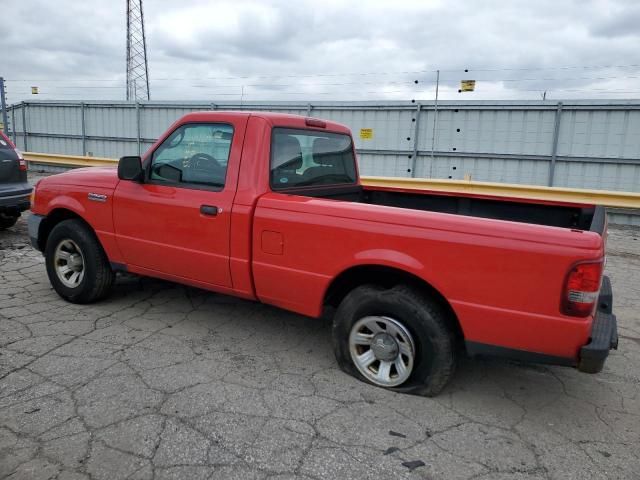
561 261 603 317
19 159 28 171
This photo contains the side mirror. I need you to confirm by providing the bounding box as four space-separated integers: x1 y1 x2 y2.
118 156 144 181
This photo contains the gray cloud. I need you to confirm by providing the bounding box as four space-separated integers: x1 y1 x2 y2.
2 0 640 103
590 2 640 38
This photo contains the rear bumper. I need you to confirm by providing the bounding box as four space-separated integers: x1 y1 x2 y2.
0 183 32 213
577 276 618 373
466 275 618 373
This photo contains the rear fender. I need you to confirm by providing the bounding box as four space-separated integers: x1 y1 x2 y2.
353 249 425 273
328 248 450 310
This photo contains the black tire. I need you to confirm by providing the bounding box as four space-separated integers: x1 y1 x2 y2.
0 213 19 230
45 219 114 303
332 284 457 396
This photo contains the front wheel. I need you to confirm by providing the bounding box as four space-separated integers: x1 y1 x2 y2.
45 219 114 303
332 284 457 396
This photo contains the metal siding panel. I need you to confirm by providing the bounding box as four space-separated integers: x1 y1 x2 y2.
323 108 413 152
357 153 411 177
85 139 137 159
141 141 156 155
84 106 137 138
416 107 437 152
609 212 640 226
554 161 640 192
141 106 207 139
557 108 640 159
12 100 640 227
27 105 82 136
28 136 82 156
622 111 640 158
416 155 548 185
13 133 25 150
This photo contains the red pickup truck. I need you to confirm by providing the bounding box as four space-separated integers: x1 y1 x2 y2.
28 111 618 395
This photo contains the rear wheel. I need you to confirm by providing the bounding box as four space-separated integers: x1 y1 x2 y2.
0 213 19 230
332 284 456 396
45 219 114 303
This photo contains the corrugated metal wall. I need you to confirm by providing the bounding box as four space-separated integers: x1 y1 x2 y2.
7 99 640 194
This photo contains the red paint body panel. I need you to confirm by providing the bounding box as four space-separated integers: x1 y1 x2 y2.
30 170 125 264
31 111 607 362
112 115 249 288
251 193 602 358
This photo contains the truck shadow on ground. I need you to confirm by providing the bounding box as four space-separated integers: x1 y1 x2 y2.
107 272 619 406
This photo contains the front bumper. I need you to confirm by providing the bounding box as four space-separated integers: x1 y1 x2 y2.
28 213 45 251
577 275 618 373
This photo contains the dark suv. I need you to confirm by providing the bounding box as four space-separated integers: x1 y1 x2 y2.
0 131 31 230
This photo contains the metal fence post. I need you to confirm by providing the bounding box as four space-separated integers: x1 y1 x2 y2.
410 103 422 177
21 102 28 151
548 101 563 186
0 77 9 136
136 102 141 155
80 102 87 155
11 106 17 144
429 70 440 178
306 103 312 116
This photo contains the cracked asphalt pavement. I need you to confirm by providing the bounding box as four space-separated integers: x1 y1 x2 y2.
1 172 639 479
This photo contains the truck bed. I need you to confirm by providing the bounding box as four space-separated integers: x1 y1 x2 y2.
298 185 604 232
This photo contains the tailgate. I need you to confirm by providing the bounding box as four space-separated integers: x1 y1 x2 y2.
0 140 22 183
589 205 608 244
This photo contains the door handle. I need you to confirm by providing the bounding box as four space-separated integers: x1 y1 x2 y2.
200 205 219 216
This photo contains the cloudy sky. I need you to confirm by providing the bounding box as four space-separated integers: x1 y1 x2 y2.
2 0 640 104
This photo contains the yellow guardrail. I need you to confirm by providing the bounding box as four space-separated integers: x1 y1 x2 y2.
24 152 118 168
364 177 640 209
23 152 640 209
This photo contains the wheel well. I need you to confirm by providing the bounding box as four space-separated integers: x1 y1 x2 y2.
324 265 463 339
37 209 90 251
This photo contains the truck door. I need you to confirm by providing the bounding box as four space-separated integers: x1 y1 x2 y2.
113 117 248 288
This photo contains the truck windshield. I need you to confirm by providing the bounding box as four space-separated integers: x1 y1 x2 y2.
270 128 357 190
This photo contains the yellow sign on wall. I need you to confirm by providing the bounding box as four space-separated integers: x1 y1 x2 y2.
459 80 476 92
359 128 373 140
31 86 39 94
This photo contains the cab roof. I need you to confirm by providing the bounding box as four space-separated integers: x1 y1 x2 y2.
179 111 352 135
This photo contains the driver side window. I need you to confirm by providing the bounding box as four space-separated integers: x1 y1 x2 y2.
150 123 233 189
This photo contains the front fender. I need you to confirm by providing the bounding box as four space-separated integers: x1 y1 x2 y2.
35 188 124 264
44 194 88 218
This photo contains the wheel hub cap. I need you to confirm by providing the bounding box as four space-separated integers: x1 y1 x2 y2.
53 239 85 288
69 254 83 270
348 315 416 388
370 333 399 361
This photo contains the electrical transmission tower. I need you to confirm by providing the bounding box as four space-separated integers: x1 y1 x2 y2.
126 0 150 101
